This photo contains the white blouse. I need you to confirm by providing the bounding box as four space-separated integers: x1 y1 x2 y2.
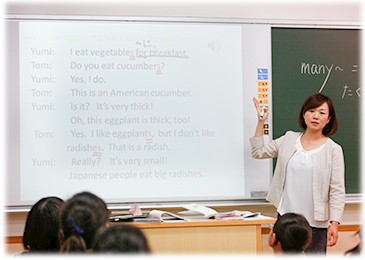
278 135 328 228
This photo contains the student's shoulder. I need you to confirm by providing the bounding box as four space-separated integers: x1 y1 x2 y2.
7 252 24 260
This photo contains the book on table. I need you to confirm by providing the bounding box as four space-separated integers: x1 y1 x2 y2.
178 203 261 219
149 210 188 222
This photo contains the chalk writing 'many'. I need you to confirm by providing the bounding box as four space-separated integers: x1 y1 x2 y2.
301 62 334 93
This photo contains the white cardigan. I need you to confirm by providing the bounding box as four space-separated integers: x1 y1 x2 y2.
250 131 345 223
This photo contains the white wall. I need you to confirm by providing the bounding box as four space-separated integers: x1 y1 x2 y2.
5 0 363 22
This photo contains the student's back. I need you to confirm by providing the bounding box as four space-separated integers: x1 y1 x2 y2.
60 191 109 253
21 197 64 254
343 220 365 260
269 213 312 255
93 224 151 254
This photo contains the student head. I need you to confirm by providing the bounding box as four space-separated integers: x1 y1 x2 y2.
23 196 64 252
343 220 365 260
298 93 338 136
60 191 109 253
92 224 151 254
269 213 312 255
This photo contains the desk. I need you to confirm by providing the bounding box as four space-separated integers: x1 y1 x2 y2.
118 217 276 254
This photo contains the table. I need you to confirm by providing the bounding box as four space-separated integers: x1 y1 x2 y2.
119 217 276 254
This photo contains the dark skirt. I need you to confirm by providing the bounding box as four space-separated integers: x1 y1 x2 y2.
304 226 327 254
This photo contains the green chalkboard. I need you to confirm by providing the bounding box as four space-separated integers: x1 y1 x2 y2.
272 28 361 194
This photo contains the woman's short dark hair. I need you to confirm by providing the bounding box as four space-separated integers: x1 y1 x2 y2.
60 191 109 252
298 93 338 136
273 213 312 254
92 224 151 253
23 197 64 252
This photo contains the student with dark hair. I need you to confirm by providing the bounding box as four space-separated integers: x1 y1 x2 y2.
269 213 312 255
21 197 64 254
251 93 345 254
343 220 365 260
92 224 151 254
60 191 109 253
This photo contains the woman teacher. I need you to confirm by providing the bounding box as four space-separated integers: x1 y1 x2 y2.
250 93 345 254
